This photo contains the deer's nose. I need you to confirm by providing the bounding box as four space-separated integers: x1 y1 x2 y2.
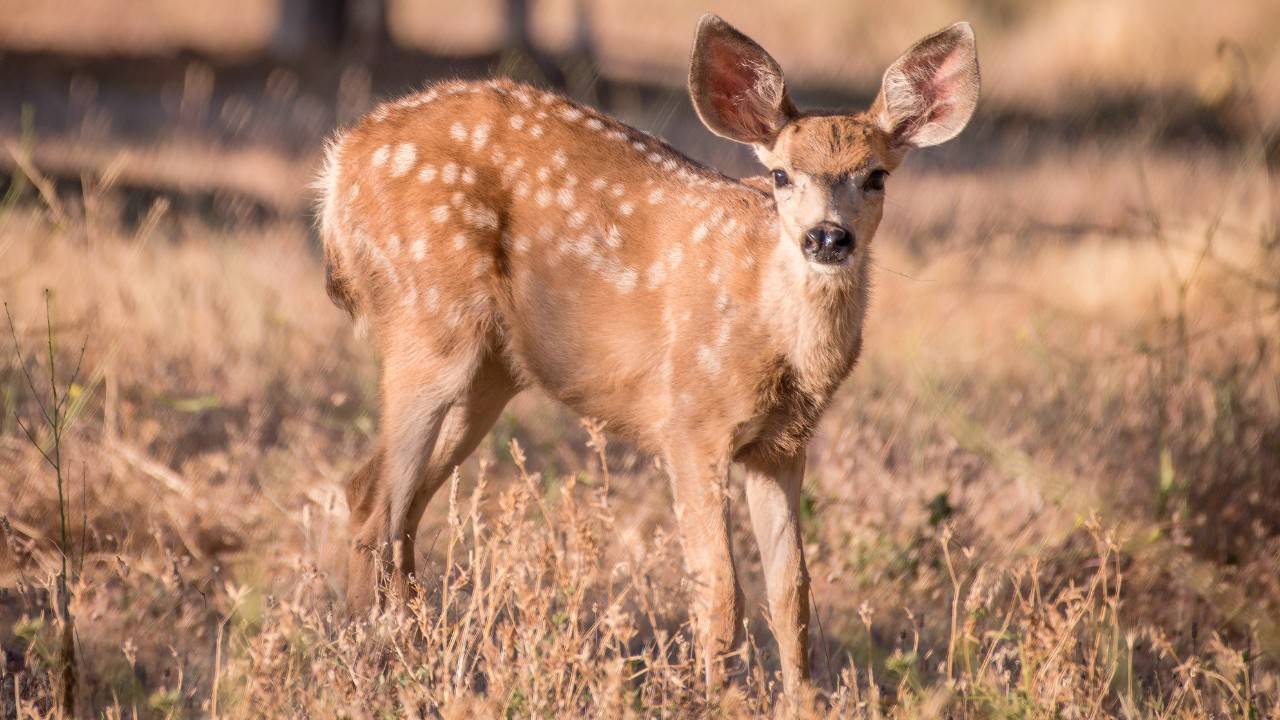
802 223 853 264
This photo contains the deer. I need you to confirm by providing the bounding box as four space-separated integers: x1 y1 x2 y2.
315 14 979 695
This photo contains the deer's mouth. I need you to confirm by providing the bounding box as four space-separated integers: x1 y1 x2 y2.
806 257 853 275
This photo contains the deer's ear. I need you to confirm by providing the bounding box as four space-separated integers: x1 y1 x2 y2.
688 14 796 147
872 22 980 149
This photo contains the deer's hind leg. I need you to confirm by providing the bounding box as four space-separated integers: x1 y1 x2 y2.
346 319 517 612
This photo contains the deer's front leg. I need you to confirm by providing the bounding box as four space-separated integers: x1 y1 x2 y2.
743 451 811 694
664 443 743 690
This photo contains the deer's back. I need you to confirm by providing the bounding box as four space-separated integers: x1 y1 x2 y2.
318 80 787 448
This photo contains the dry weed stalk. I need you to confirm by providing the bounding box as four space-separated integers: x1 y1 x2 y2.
5 291 87 716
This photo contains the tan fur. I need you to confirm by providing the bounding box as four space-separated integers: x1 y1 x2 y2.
317 15 979 695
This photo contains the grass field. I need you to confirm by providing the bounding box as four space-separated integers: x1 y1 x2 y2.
3 136 1278 716
2 1 1280 717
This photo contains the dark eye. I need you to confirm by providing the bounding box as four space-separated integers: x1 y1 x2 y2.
771 169 791 188
863 169 888 192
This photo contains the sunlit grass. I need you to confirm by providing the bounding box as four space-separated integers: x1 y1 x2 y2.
1 136 1278 716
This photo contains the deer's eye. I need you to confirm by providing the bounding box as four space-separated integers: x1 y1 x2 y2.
863 169 889 192
771 169 791 188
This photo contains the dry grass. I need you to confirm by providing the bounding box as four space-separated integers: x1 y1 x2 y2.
1 128 1278 717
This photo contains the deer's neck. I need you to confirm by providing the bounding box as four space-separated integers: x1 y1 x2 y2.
753 208 870 399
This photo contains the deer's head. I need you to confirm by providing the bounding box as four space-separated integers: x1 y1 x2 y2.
689 16 980 274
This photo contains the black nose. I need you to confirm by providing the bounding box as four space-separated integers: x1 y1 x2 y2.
802 223 854 264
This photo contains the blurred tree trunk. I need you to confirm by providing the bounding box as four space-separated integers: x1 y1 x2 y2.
271 0 389 63
570 0 613 111
272 0 389 124
502 0 566 90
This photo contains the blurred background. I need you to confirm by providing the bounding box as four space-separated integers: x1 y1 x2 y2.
1 1 1279 716
2 0 1278 219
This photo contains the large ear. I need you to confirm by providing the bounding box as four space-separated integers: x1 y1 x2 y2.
872 22 980 149
688 14 796 147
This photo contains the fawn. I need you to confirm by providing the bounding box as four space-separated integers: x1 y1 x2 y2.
316 14 979 693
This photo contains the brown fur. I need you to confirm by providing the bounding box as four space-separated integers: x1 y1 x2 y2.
315 14 979 695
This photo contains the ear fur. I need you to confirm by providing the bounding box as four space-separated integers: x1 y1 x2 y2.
688 14 796 147
872 22 980 149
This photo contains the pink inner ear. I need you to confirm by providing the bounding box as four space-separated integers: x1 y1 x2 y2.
890 41 965 139
707 41 770 140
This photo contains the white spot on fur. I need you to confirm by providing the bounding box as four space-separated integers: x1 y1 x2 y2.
510 115 525 130
450 191 464 206
501 157 526 187
646 259 666 289
646 152 662 164
586 118 604 131
619 202 634 216
417 164 437 183
537 167 551 182
387 234 402 256
471 121 492 151
536 188 553 208
667 243 684 268
397 89 436 109
450 122 467 142
692 223 709 243
400 285 418 309
513 234 531 253
431 206 450 224
604 224 622 248
567 235 593 257
558 106 584 122
442 163 459 184
567 210 586 228
557 188 575 209
463 204 499 230
452 233 467 250
610 266 638 293
648 188 664 204
590 177 607 191
697 345 721 374
715 288 731 312
529 124 545 138
551 149 568 169
611 183 625 197
462 166 477 184
371 145 390 168
631 141 646 152
411 237 427 261
391 143 416 177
